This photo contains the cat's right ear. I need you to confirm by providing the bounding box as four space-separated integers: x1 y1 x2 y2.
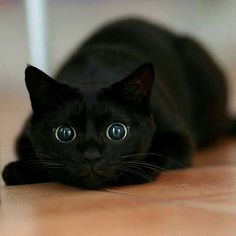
25 65 76 113
109 63 155 106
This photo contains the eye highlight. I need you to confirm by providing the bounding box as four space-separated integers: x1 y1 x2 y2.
54 125 77 143
106 122 128 141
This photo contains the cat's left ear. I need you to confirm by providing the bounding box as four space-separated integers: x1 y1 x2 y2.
110 63 155 105
25 65 77 113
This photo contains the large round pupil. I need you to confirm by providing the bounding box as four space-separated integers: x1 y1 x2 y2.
57 126 74 142
108 124 125 140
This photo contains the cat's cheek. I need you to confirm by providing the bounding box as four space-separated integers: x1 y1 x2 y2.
138 120 156 153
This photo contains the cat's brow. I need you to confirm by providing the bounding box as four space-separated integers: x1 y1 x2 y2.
79 87 98 102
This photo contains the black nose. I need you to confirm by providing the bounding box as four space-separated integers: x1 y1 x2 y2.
82 150 103 165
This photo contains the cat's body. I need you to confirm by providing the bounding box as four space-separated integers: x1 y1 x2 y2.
2 18 233 189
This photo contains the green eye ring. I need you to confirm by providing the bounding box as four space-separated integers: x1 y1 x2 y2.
106 122 128 141
54 125 77 143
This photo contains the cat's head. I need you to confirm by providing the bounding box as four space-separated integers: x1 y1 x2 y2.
25 63 156 189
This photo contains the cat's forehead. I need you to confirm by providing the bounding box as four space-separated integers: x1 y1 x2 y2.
60 91 131 126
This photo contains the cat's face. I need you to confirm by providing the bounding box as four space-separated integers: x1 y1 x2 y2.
25 64 156 189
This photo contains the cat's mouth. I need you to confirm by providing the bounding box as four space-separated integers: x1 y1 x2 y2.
76 165 111 179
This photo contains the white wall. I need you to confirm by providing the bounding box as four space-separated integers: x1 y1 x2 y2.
1 0 236 110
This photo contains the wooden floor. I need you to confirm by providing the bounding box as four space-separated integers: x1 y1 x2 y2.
1 2 236 234
1 98 236 235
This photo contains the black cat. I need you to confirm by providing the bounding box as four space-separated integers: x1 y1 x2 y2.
2 18 235 189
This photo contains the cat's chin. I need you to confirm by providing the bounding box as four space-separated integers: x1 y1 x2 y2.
57 172 113 190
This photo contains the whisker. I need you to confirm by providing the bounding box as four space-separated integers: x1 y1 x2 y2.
121 152 188 169
117 166 153 182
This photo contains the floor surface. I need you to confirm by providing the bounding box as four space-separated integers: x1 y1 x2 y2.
1 97 236 236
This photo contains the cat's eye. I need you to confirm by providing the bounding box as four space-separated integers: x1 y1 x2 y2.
54 125 77 143
106 122 128 141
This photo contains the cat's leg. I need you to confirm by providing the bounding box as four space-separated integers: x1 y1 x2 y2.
147 131 194 171
174 36 229 148
2 160 51 185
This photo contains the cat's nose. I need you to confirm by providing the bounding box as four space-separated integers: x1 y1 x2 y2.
82 150 103 165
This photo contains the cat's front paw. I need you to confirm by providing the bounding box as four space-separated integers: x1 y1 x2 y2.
2 162 24 185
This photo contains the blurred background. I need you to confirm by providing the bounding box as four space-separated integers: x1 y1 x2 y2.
1 0 236 168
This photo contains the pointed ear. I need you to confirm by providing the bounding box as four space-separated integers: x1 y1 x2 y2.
110 63 155 105
25 65 77 113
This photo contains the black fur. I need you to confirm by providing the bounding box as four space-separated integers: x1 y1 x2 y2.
2 18 233 189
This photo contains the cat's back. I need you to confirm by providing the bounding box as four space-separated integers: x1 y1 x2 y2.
55 18 185 89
